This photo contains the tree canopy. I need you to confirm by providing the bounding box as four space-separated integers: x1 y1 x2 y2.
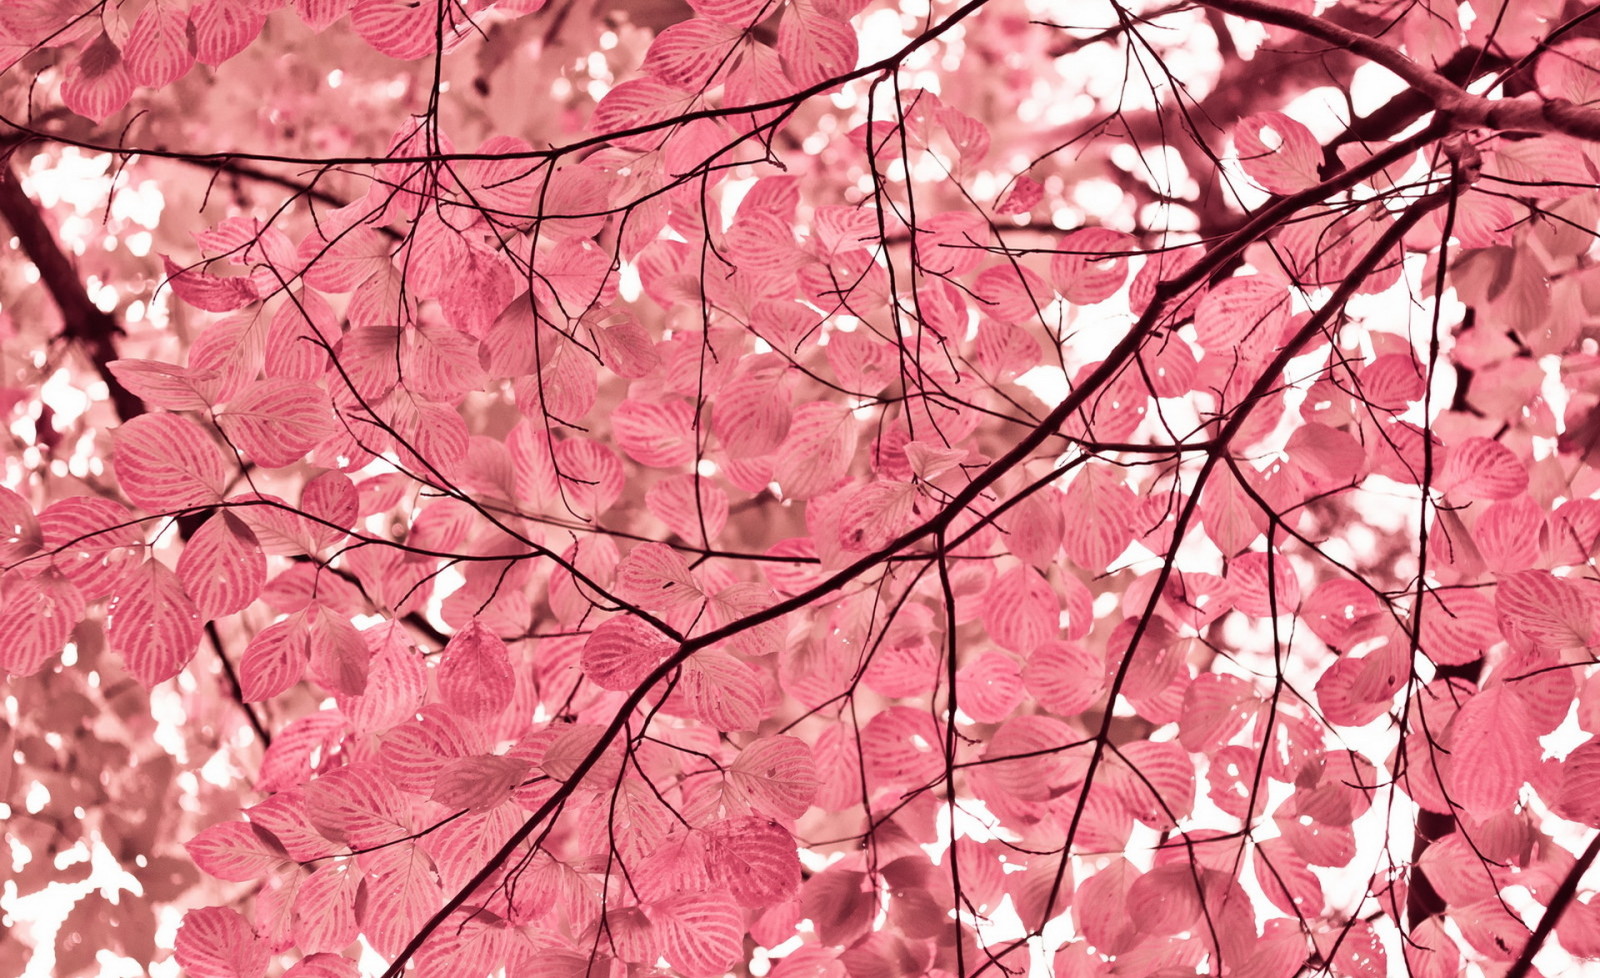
7 0 1600 976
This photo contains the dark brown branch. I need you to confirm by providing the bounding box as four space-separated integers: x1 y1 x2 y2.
1199 0 1600 141
1505 830 1600 978
205 621 273 748
0 161 146 421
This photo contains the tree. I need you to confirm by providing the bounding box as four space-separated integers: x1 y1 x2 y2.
5 0 1600 974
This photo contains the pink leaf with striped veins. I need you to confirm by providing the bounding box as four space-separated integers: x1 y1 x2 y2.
642 18 744 89
304 763 412 848
175 907 269 978
981 565 1058 653
1235 111 1322 194
615 542 703 609
438 619 515 720
109 559 204 687
190 0 266 65
185 821 289 883
1438 436 1529 500
704 817 802 906
113 413 230 512
727 735 820 819
0 571 85 676
125 0 193 88
777 4 857 89
582 614 677 690
648 889 745 977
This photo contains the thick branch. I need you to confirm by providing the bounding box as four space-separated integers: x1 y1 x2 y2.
1198 0 1600 141
0 162 145 421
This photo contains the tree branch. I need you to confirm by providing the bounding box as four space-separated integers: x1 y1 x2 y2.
1198 0 1600 141
1505 830 1600 978
0 160 146 422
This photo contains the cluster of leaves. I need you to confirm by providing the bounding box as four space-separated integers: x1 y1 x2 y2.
9 0 1600 976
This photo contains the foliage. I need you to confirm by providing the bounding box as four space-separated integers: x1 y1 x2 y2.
7 0 1600 976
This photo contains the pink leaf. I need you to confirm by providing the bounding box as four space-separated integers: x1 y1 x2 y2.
773 402 858 500
1497 568 1597 649
379 705 485 794
1111 740 1195 829
1193 274 1291 352
298 226 391 293
304 763 412 848
646 474 730 544
190 0 265 65
582 614 676 691
114 413 230 511
835 480 916 552
1051 228 1137 303
339 623 427 734
414 910 510 978
125 0 194 87
177 512 265 620
1003 486 1065 566
350 0 445 59
1474 493 1544 572
292 862 361 954
175 907 269 978
591 78 699 150
615 542 702 610
0 571 86 676
1447 684 1538 817
777 5 857 88
611 398 698 468
677 649 769 730
1438 436 1529 500
1254 838 1323 917
37 498 141 599
107 359 218 411
1178 673 1260 752
955 652 1025 723
283 954 360 978
239 614 310 701
430 754 530 811
727 735 820 819
163 255 261 312
686 0 778 25
862 706 945 789
255 711 345 793
186 821 289 883
704 817 802 906
294 0 355 31
359 841 443 957
305 605 370 696
438 619 515 720
1023 639 1106 716
973 263 1053 324
980 565 1059 653
1415 587 1497 666
648 890 745 977
0 486 39 565
108 559 204 686
1059 464 1138 571
60 35 133 123
994 175 1043 215
1300 578 1386 649
554 437 625 519
1235 111 1322 194
247 790 338 862
642 18 744 89
217 380 334 468
1227 551 1301 617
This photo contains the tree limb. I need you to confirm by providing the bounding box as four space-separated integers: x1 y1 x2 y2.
1198 0 1600 141
0 160 146 421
